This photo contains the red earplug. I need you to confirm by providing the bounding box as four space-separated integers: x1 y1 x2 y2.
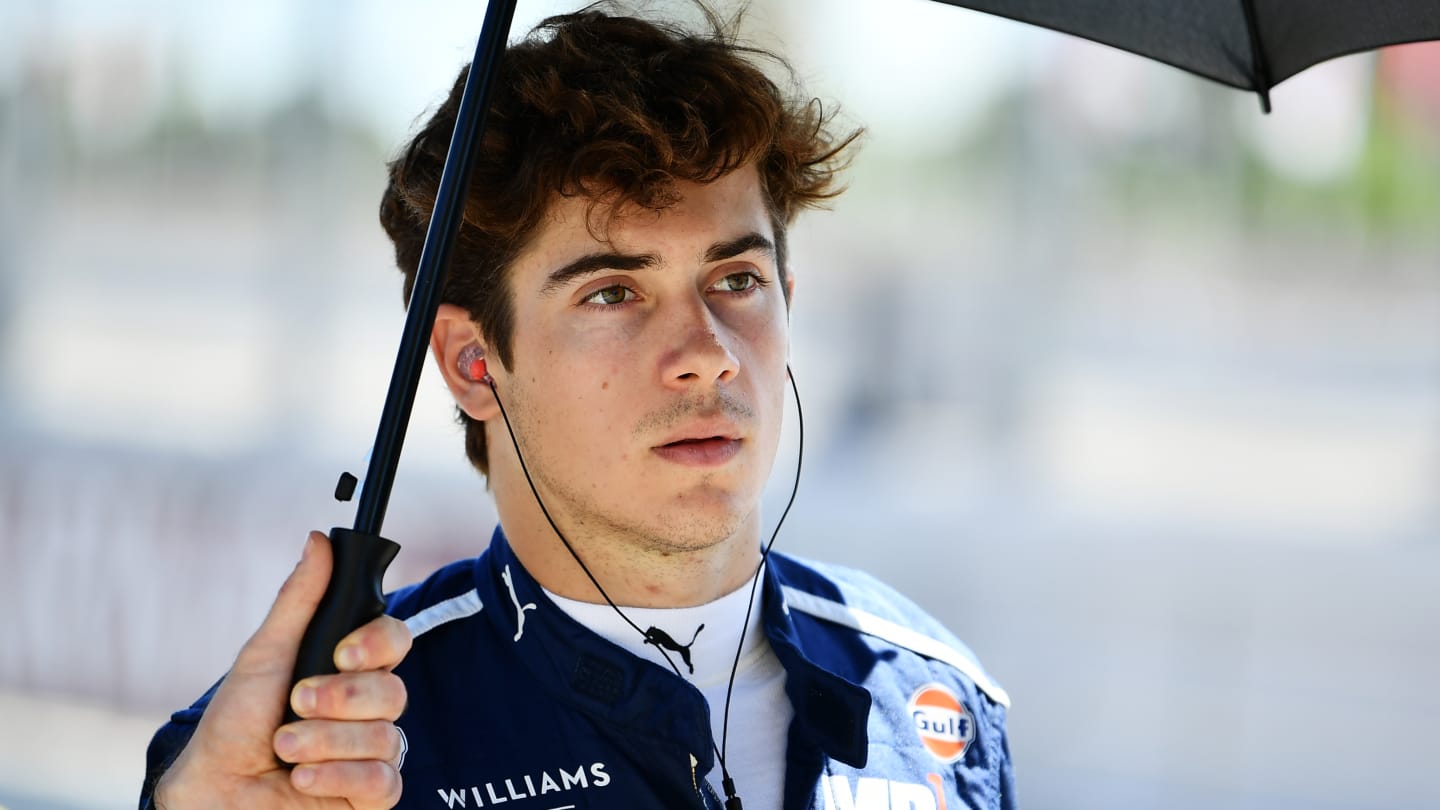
458 345 491 384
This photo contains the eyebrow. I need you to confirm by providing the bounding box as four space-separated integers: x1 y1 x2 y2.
540 251 657 296
704 232 775 264
538 231 776 297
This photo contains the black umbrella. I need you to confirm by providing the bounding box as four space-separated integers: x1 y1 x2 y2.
287 0 1440 690
931 0 1440 112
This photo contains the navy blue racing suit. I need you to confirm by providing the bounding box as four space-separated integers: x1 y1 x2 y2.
142 528 1016 809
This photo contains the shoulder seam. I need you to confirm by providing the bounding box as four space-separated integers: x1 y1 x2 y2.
781 585 1011 708
403 589 484 639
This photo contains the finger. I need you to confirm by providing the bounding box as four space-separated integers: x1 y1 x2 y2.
291 760 402 809
232 531 334 679
291 671 408 721
334 615 413 673
274 719 402 765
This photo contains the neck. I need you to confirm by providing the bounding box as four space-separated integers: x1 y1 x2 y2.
492 475 763 609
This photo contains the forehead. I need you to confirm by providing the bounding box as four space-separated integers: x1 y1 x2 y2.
513 165 773 279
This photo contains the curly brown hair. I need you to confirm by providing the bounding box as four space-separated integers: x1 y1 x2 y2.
379 3 861 477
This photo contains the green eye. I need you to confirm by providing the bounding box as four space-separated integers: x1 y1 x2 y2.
716 273 758 292
584 286 632 306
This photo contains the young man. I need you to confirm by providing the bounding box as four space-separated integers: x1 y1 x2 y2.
142 7 1014 810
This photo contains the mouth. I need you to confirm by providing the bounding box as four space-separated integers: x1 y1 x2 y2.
652 433 743 467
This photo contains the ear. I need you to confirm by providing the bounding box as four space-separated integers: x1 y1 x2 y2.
431 303 500 421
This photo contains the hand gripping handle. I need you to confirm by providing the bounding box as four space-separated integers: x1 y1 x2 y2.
284 527 400 724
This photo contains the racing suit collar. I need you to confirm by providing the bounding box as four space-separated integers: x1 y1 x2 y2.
476 527 719 774
476 527 872 772
761 557 873 769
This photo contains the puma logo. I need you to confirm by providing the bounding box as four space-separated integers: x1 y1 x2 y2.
643 623 705 675
501 565 537 642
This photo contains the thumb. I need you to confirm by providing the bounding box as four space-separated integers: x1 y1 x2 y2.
232 531 333 679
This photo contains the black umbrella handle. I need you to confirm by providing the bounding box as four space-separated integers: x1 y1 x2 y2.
284 528 400 724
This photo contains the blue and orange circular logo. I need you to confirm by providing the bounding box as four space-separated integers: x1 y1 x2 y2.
908 683 975 763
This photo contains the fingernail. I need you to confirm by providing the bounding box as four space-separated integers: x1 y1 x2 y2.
336 643 364 671
293 683 317 715
274 730 299 759
301 534 315 560
292 765 316 789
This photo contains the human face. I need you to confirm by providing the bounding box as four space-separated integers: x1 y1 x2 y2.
490 165 790 555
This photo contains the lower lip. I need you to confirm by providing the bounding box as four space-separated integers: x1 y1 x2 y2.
652 438 742 466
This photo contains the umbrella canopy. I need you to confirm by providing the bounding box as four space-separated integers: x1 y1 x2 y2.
930 0 1440 112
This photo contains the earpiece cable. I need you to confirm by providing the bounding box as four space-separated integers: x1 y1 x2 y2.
720 366 802 769
487 366 804 810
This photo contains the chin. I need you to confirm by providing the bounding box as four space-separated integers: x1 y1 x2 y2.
635 499 755 554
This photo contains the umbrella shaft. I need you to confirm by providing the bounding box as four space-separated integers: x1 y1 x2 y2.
351 0 519 535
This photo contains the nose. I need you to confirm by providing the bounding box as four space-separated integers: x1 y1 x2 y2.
659 306 740 389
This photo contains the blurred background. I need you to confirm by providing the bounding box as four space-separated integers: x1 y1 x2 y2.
2 0 1438 808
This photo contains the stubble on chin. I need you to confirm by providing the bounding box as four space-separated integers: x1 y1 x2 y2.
539 467 756 558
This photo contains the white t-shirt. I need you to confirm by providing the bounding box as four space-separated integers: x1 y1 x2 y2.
544 578 792 808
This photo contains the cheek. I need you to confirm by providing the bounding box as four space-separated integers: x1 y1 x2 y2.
737 312 791 376
557 318 646 369
536 356 641 443
541 325 633 388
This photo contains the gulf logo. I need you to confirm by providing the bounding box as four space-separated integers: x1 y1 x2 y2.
907 683 975 763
